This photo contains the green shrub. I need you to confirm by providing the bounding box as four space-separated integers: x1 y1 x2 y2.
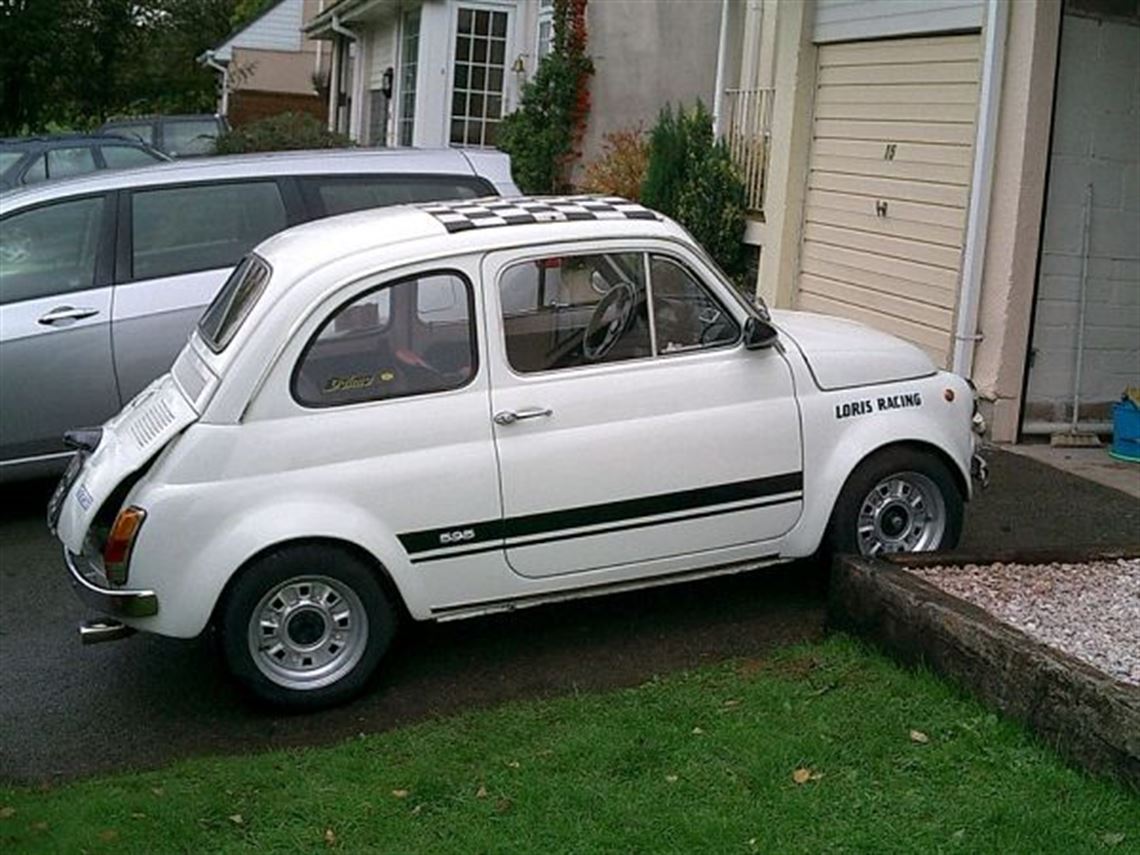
580 126 649 200
498 0 593 194
642 102 747 280
214 112 351 155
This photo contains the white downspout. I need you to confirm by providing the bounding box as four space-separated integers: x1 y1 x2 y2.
951 0 1009 378
202 52 230 118
330 13 359 138
712 0 730 137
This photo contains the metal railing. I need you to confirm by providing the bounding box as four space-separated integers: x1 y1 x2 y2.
723 87 774 215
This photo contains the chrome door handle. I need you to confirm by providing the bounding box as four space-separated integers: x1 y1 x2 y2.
494 407 553 426
37 306 99 326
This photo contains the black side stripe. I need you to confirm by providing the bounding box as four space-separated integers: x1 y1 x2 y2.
399 472 803 560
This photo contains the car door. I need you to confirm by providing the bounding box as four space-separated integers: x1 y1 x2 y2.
0 194 118 466
485 242 804 580
111 179 293 403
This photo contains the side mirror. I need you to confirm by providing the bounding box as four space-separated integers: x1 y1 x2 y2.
743 316 779 350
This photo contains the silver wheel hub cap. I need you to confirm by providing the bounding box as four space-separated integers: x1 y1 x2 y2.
247 575 368 690
857 471 946 556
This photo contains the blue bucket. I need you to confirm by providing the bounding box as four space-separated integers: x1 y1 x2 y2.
1110 399 1140 463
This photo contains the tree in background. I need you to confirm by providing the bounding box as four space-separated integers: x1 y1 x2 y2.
0 0 252 135
497 0 593 194
642 103 748 282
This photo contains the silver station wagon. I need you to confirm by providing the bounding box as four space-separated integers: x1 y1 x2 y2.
0 148 518 481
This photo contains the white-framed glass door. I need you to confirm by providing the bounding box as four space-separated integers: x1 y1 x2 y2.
449 4 513 148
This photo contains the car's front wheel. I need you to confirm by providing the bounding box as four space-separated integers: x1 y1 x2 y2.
826 447 963 557
219 545 397 709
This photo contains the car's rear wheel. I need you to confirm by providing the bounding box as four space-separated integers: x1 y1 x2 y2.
219 545 396 709
827 447 963 557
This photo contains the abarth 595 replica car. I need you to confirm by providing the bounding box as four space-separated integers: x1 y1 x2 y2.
50 196 986 709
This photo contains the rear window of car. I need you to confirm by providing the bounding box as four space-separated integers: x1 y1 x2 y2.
0 151 23 174
197 255 270 353
300 175 493 217
130 180 287 280
163 119 220 157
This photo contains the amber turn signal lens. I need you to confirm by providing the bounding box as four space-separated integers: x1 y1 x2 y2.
944 388 956 402
104 506 146 585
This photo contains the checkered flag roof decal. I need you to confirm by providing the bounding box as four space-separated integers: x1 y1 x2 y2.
417 195 661 234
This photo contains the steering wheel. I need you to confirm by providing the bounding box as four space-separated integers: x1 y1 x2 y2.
582 282 636 361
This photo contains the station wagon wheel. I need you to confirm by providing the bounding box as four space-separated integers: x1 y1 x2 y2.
826 447 963 559
219 545 397 709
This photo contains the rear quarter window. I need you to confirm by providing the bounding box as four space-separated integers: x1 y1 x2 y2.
197 255 271 353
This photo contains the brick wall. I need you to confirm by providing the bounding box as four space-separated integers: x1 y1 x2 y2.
1024 12 1140 423
229 90 328 128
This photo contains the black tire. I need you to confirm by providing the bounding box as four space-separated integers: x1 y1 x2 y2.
826 446 964 557
219 545 397 710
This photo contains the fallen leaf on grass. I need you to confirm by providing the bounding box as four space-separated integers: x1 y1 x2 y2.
228 814 244 826
98 830 118 843
664 774 678 783
0 807 14 819
31 821 49 831
792 767 823 785
691 727 704 735
391 789 409 799
506 760 520 769
494 798 513 814
722 699 741 708
150 787 164 797
410 805 423 816
130 813 147 820
909 730 930 744
1102 832 1126 847
324 828 337 847
475 785 488 799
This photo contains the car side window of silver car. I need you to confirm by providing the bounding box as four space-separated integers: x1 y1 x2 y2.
291 271 477 408
649 255 741 354
499 252 652 373
0 197 106 305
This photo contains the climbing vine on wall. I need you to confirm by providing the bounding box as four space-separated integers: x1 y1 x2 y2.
498 0 593 194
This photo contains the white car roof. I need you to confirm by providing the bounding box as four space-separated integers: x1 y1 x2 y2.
253 195 690 292
0 148 512 212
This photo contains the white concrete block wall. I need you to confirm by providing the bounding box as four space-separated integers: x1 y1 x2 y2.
1025 12 1140 421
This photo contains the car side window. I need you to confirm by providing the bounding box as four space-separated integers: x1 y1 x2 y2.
46 147 97 180
130 181 287 281
650 255 740 353
0 197 105 305
162 120 219 157
301 175 492 217
20 155 47 184
292 271 476 408
499 252 651 373
107 124 154 146
101 144 162 169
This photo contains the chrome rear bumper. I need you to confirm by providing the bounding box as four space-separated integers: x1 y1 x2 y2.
65 547 158 619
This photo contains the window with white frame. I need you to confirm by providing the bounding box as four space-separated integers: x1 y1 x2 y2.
398 8 421 147
536 0 554 60
449 6 509 148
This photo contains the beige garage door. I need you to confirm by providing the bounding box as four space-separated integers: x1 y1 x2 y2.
796 34 982 367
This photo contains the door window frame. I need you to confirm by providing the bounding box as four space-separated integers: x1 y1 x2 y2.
491 241 745 379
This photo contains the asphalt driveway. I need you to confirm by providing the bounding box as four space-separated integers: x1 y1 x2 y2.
1 448 1137 785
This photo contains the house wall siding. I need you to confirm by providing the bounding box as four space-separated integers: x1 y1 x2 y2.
220 0 305 56
813 0 984 44
1023 11 1140 423
230 47 320 94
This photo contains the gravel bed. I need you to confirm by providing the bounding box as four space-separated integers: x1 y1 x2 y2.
907 558 1140 686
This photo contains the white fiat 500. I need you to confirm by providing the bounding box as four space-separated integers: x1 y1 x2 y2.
51 196 985 708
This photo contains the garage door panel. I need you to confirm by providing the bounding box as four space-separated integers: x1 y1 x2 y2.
805 202 964 248
817 60 979 87
814 119 976 146
798 34 980 370
815 82 980 105
804 222 963 270
800 249 958 309
810 139 974 167
814 101 978 124
803 241 959 290
809 154 972 186
820 35 980 67
799 274 954 330
809 172 968 207
797 292 951 364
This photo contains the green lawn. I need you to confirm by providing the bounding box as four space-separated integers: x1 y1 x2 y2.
1 635 1136 854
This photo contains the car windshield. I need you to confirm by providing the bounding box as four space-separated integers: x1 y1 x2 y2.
197 255 270 353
